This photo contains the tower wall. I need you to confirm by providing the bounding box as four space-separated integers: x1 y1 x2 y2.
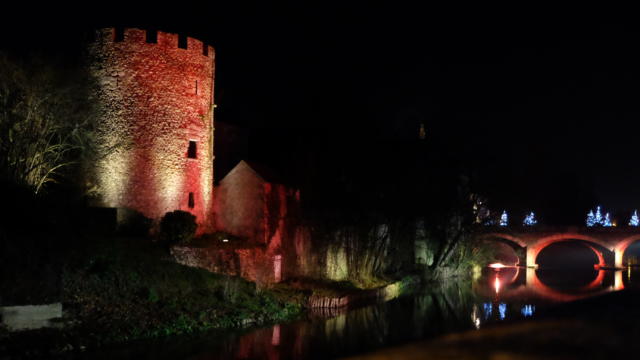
89 28 215 230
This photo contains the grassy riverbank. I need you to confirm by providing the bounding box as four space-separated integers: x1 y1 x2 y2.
0 238 302 357
1 236 424 358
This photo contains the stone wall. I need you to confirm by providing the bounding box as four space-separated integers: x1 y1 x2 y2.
172 245 281 285
88 28 215 231
172 222 312 286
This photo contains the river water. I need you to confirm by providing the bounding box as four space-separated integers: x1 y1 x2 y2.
83 265 640 360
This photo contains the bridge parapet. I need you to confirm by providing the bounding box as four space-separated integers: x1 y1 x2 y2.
476 225 640 235
476 225 640 268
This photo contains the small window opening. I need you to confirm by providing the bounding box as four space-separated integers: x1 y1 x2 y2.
202 43 209 56
178 34 188 49
145 29 157 43
114 27 125 42
195 80 198 95
187 141 197 159
188 192 195 208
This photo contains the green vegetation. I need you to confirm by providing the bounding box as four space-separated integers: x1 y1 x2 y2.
1 238 301 355
65 239 300 341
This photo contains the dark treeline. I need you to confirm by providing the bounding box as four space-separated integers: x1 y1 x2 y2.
250 128 489 283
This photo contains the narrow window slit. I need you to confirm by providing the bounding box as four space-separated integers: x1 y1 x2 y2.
188 192 195 208
187 141 197 159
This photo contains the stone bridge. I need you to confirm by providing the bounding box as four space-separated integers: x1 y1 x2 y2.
476 226 640 269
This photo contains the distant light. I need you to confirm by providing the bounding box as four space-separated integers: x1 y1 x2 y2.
630 210 639 226
222 238 229 242
523 211 537 226
488 263 507 269
586 209 596 227
587 206 614 227
603 212 613 227
494 276 501 294
418 123 426 139
499 210 508 227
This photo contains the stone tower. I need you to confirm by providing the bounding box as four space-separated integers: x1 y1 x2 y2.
88 28 215 231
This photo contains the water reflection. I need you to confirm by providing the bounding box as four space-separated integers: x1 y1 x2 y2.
466 265 631 328
521 304 535 317
498 303 507 320
82 267 640 360
482 302 492 320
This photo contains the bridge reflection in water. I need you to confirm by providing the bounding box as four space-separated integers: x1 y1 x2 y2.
480 266 623 302
468 265 631 331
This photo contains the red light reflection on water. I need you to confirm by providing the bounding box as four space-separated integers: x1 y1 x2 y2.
488 263 507 269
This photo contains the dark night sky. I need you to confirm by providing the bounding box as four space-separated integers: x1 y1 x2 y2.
3 3 640 224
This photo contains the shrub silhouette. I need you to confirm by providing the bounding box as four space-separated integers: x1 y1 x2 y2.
159 210 197 247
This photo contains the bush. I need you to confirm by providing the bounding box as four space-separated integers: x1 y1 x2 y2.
118 210 152 237
159 210 197 247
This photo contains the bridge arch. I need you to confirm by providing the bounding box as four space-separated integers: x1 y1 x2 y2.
477 233 527 248
529 234 613 268
477 233 526 265
613 234 640 268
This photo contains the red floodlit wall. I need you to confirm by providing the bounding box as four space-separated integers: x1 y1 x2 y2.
213 161 267 241
89 28 215 231
170 160 305 283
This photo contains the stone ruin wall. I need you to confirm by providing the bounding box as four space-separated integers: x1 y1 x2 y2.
88 28 215 231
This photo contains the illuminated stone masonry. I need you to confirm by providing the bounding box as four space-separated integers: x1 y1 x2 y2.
88 28 215 231
478 226 640 269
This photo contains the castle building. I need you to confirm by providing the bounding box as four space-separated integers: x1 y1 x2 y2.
87 28 304 284
88 28 215 230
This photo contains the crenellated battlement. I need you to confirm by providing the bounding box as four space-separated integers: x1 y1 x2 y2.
94 27 214 58
89 26 216 232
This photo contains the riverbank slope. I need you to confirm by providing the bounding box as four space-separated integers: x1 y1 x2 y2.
0 237 420 358
0 238 302 357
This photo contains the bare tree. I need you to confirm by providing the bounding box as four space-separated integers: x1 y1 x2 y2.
0 53 96 194
424 175 477 276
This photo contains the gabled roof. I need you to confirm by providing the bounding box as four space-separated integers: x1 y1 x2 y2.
219 160 288 186
244 161 286 184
